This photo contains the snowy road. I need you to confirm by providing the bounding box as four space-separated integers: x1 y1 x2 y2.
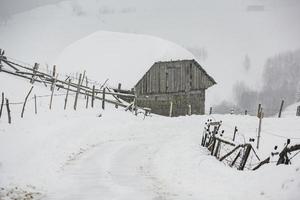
47 136 179 200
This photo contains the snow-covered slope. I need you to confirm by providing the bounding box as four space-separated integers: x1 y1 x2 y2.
281 102 300 118
0 92 300 199
56 31 195 88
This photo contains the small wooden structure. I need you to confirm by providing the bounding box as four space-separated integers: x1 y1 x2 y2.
134 60 216 116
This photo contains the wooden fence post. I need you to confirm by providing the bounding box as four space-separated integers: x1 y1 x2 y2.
0 92 4 118
245 110 247 115
21 86 34 118
239 144 252 170
213 139 221 158
257 108 263 149
91 85 95 108
210 137 216 156
30 63 39 84
0 49 2 68
64 79 71 110
50 65 56 91
81 70 86 86
5 98 11 124
257 104 261 118
49 74 58 110
52 65 56 77
169 101 173 117
86 94 89 109
85 76 89 106
102 88 106 110
278 100 284 118
34 94 37 114
133 88 138 115
233 126 238 142
84 76 88 99
74 73 82 110
115 83 122 109
202 132 207 147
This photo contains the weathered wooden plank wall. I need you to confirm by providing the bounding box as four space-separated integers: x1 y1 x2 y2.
135 60 215 95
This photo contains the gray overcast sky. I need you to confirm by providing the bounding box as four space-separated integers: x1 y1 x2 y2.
1 0 300 17
0 0 62 16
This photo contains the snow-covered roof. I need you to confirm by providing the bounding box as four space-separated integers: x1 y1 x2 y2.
55 31 195 89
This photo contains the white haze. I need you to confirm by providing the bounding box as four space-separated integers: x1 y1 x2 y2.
0 0 300 107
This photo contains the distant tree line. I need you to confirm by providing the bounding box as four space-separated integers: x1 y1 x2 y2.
215 49 300 116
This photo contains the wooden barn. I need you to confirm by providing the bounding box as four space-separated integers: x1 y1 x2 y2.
134 59 216 117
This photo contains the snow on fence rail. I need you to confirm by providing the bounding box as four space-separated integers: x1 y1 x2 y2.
0 49 151 124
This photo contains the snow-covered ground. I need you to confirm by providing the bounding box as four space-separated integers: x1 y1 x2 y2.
0 70 300 199
282 102 300 118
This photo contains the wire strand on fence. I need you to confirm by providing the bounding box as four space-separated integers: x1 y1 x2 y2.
1 93 71 106
5 56 107 88
263 130 300 140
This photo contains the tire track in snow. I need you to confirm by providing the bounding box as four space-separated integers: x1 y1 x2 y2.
47 136 177 200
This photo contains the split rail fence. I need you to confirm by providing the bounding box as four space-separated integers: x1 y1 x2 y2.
201 120 260 170
201 120 300 170
0 49 151 123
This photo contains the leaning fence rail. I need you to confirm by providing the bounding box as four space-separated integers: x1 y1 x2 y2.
0 49 151 124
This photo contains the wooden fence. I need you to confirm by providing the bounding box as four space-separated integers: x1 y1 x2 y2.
0 49 151 123
201 120 260 170
201 120 300 170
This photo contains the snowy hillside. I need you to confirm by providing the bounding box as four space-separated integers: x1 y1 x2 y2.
282 102 300 118
0 59 300 199
56 31 195 88
0 88 300 199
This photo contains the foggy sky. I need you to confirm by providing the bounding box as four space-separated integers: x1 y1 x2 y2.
0 0 61 17
1 0 300 106
1 0 300 17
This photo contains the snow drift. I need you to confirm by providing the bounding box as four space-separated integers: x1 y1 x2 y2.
55 31 195 88
282 102 300 118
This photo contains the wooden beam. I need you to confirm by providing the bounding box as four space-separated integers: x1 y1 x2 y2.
91 85 95 108
64 79 71 110
0 92 4 118
21 86 34 118
49 74 58 110
219 145 241 162
238 144 252 170
102 88 106 110
73 73 82 110
2 60 19 71
278 100 284 118
5 98 11 124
